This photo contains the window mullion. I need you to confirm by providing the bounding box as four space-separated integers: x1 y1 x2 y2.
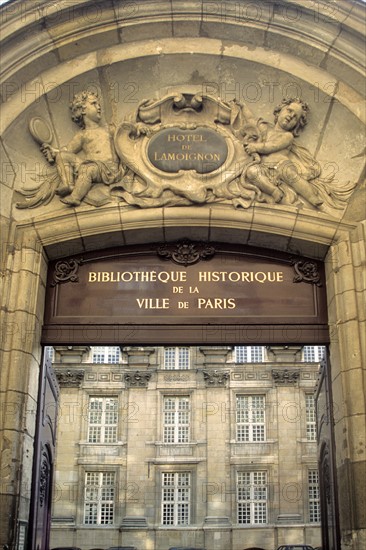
175 406 179 442
97 473 102 524
174 480 178 525
249 397 253 442
101 405 106 443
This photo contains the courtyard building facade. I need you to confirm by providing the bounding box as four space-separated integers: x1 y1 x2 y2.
50 345 322 550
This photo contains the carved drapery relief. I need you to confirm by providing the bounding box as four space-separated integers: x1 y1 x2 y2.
55 369 85 387
202 369 230 386
16 90 355 214
272 369 300 385
124 370 151 387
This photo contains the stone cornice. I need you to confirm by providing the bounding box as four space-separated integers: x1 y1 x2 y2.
1 40 365 136
11 204 358 261
1 2 365 131
2 1 364 50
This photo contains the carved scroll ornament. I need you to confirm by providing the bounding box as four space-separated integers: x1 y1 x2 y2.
292 259 322 286
157 241 215 266
16 90 355 214
39 454 50 507
51 259 80 285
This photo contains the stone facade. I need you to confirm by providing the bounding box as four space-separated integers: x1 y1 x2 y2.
0 1 365 549
50 345 321 550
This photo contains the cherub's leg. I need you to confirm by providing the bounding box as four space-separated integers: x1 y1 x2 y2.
281 163 323 206
61 163 98 206
246 165 283 203
55 151 78 196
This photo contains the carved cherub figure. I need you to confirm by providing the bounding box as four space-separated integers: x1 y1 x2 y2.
235 98 323 206
42 91 121 206
237 122 261 165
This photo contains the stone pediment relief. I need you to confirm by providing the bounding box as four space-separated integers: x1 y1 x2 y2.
16 90 355 214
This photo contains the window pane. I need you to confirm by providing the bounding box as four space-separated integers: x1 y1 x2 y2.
84 472 115 525
162 503 174 525
164 348 176 369
306 395 317 441
84 503 97 524
163 397 190 443
107 346 120 363
237 471 267 525
254 502 267 523
92 346 120 364
164 347 190 369
178 347 189 369
303 346 326 362
309 470 320 522
88 426 101 443
238 502 251 524
162 472 191 526
235 346 265 363
236 396 265 442
88 397 118 444
177 503 189 524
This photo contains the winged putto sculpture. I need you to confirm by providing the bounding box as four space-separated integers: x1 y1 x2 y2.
16 90 354 213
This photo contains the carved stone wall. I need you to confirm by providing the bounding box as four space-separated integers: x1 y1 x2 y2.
0 1 365 549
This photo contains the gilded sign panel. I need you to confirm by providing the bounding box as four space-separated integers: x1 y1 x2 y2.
42 243 328 344
147 127 228 173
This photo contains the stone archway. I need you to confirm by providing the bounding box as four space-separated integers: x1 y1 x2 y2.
0 2 365 549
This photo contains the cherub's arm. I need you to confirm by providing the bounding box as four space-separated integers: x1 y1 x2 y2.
245 130 294 155
40 130 84 164
63 131 84 154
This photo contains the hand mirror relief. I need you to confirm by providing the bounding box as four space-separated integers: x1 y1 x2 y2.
29 117 55 165
28 117 54 145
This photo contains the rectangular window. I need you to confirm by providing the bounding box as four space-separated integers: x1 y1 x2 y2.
84 471 115 525
164 347 190 369
237 471 268 524
305 394 316 441
92 346 120 364
87 397 118 443
235 346 265 363
162 472 191 525
308 470 320 523
236 395 266 442
163 397 190 443
302 346 326 362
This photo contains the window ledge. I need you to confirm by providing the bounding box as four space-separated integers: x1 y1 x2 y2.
230 440 276 458
78 441 126 446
